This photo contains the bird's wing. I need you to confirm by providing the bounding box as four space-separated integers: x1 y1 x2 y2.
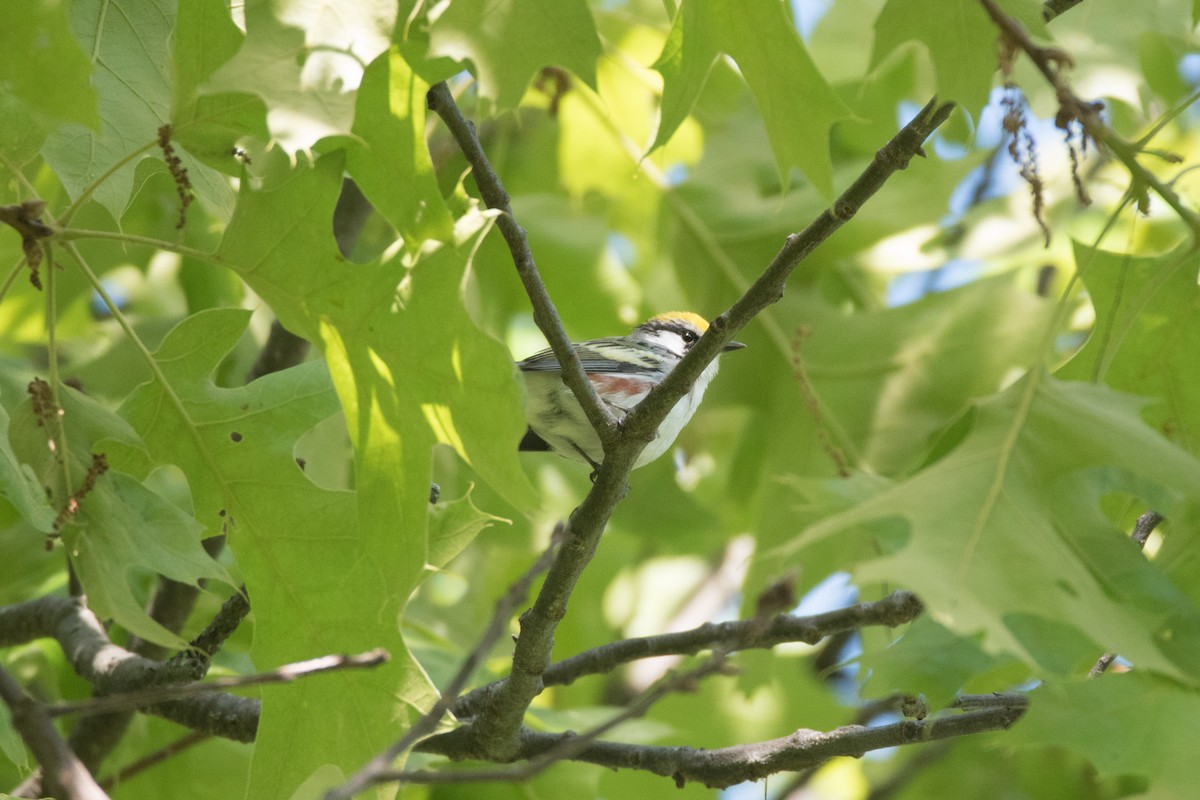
517 339 648 374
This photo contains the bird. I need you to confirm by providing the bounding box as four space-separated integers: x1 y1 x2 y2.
517 311 745 470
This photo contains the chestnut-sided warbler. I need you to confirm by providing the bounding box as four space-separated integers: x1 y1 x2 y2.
518 312 745 469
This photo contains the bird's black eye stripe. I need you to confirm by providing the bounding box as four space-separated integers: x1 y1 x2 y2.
640 318 703 347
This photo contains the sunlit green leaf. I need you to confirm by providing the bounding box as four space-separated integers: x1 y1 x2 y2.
323 47 455 247
428 0 602 112
108 308 427 799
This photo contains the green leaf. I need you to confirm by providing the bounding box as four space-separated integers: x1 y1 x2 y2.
648 3 719 154
428 488 509 571
324 47 455 247
108 309 434 800
803 275 1054 476
213 155 534 796
779 375 1200 681
171 0 269 172
0 0 99 129
41 0 174 217
428 0 603 112
0 92 48 170
0 404 56 533
702 0 854 197
71 471 229 647
871 0 1045 117
216 152 538 513
39 0 234 220
10 384 228 648
172 0 244 112
1058 244 1200 456
1019 674 1200 800
861 616 1015 708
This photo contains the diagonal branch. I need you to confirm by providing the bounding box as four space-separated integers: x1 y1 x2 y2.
623 99 955 449
0 664 110 800
1089 510 1163 676
426 82 617 442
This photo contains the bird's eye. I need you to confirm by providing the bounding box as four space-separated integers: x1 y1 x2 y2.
681 329 698 344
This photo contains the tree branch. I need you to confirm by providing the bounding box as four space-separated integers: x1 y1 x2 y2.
431 0 1080 760
45 650 388 719
623 99 956 449
0 664 110 800
165 585 252 682
454 590 923 717
426 82 617 441
0 596 258 742
372 654 732 790
415 703 1025 789
950 692 1030 711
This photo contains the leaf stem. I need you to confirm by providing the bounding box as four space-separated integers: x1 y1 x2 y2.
0 257 25 308
0 149 41 200
56 140 158 227
56 227 228 267
43 241 75 500
58 240 234 517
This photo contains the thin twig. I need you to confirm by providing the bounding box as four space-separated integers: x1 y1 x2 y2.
950 692 1030 711
98 731 210 790
167 585 251 681
324 525 567 800
46 650 389 718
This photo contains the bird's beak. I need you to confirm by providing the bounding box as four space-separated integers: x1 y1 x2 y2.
723 340 747 352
